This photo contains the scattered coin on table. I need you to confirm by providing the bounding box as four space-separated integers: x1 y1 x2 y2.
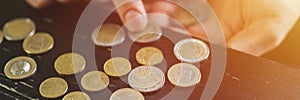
62 91 90 100
4 56 37 80
110 88 145 100
39 77 68 98
128 23 162 43
168 63 201 87
54 52 86 75
81 71 110 92
2 18 36 41
0 30 3 44
92 23 126 47
136 46 164 65
104 57 132 77
23 32 54 54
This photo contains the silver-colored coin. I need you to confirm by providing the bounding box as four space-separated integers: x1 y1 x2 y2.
3 18 36 41
174 38 210 63
128 23 162 43
4 56 37 79
167 63 201 87
91 23 126 47
110 88 145 100
128 66 165 92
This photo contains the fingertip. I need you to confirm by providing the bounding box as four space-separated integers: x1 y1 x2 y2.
26 0 53 9
124 10 147 32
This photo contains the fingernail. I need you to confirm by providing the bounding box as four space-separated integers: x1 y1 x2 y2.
125 10 147 32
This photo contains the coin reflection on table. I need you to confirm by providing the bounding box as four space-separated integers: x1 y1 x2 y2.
54 52 86 75
81 71 110 92
128 23 162 43
174 38 210 63
22 32 54 54
4 56 37 79
136 47 164 65
128 66 165 92
0 30 3 44
3 18 36 41
104 57 132 77
110 88 145 100
62 91 90 100
92 23 126 47
39 77 68 98
167 63 201 87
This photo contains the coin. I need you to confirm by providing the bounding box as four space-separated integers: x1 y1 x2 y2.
110 88 145 100
104 57 132 77
128 23 162 43
3 18 36 41
168 63 201 87
128 66 165 92
4 56 37 79
0 30 3 44
22 32 54 54
63 91 90 100
81 71 110 92
136 47 164 65
174 38 210 63
39 77 68 98
91 23 125 47
54 52 86 75
173 7 197 26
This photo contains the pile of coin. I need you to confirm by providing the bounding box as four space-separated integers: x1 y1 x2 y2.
2 18 55 80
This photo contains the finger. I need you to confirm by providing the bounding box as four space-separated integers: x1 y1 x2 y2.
113 0 147 32
26 0 53 9
187 23 208 41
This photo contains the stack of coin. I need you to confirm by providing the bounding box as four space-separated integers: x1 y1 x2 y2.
63 91 90 100
2 18 36 41
81 71 110 92
22 32 54 54
167 63 201 87
174 38 210 63
4 56 37 79
54 52 86 75
128 66 165 92
110 88 145 100
92 23 126 47
39 77 68 98
128 23 162 43
136 47 164 66
104 57 132 77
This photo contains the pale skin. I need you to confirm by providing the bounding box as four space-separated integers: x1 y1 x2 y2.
26 0 300 56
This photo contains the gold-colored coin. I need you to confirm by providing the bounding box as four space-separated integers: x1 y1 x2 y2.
136 47 164 65
0 30 3 44
22 32 54 54
173 7 197 26
63 91 90 100
110 88 145 100
54 52 86 75
39 77 68 98
167 63 201 87
104 57 132 77
128 23 162 43
3 18 36 41
91 23 125 47
4 56 37 79
81 71 110 92
174 38 210 63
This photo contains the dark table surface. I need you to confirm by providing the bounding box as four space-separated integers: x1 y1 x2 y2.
1 0 300 100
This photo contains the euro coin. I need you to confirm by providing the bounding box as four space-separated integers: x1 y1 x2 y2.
167 63 201 87
3 18 36 41
110 88 144 100
63 91 90 100
92 23 125 47
128 66 165 92
0 30 3 44
4 56 37 79
128 23 162 43
136 47 164 65
39 77 68 98
81 71 110 92
22 32 54 54
174 38 210 63
104 57 132 77
54 52 86 75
